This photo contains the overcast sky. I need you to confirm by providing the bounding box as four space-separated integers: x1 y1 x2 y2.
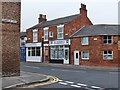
21 0 119 32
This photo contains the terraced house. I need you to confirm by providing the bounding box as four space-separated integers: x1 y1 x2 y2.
26 4 93 64
26 3 120 67
70 25 120 66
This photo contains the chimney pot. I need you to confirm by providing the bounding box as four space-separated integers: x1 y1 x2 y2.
38 14 47 23
80 3 87 17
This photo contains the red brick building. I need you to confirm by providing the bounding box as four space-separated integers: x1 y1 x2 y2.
26 4 92 64
2 2 21 76
70 25 120 66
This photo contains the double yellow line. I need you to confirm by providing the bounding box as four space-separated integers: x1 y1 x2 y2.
26 75 59 88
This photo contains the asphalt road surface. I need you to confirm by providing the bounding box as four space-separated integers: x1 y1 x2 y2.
20 62 119 89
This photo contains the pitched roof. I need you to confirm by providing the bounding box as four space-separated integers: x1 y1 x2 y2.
28 14 79 30
70 24 120 37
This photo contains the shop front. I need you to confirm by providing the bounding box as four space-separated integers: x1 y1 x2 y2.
49 39 70 64
25 42 42 62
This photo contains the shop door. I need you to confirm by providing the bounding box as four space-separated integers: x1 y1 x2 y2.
64 48 69 64
74 51 79 65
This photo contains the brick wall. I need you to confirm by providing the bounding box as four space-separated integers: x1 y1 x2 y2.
70 36 119 67
2 2 20 76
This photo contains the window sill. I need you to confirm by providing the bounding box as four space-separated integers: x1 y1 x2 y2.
103 59 113 61
44 40 48 42
81 44 89 46
103 43 113 45
82 59 89 60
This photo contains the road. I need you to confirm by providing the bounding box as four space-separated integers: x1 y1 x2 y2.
20 62 119 89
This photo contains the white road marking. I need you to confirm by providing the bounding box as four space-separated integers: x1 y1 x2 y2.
59 82 68 85
65 81 74 84
71 85 81 88
91 86 101 89
23 66 40 69
51 68 86 73
58 79 63 82
77 83 87 87
61 70 71 72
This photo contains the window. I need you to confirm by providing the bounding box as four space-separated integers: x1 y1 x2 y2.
57 25 64 39
36 47 40 56
49 32 53 38
81 37 89 45
28 47 31 56
33 30 38 42
44 27 49 41
81 51 89 60
32 47 35 56
103 36 112 44
103 50 113 60
50 46 64 59
27 47 41 56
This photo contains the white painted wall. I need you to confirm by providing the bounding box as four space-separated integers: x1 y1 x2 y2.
26 47 42 62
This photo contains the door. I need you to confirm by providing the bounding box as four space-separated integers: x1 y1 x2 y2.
64 48 69 64
74 51 79 65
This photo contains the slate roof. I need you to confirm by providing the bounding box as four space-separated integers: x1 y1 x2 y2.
28 14 79 30
70 24 120 37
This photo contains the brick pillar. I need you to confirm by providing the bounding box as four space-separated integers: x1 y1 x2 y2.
2 2 21 77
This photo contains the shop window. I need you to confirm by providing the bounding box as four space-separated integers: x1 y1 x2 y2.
28 47 31 56
81 51 89 60
103 50 113 60
81 37 89 45
33 30 38 42
50 46 64 59
103 36 112 44
36 47 40 56
32 47 35 56
28 47 41 56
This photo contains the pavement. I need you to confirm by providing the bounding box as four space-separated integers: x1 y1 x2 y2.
22 62 120 72
2 71 50 89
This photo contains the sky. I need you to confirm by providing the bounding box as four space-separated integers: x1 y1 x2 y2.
21 0 119 32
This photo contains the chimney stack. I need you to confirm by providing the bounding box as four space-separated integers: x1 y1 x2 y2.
38 14 47 23
80 3 87 17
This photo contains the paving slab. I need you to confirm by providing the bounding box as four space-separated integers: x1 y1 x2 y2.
2 71 50 89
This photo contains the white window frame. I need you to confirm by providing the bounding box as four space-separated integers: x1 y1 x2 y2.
49 32 53 38
57 25 64 39
81 51 89 60
103 36 113 44
28 47 41 57
28 47 32 56
33 30 38 42
103 50 113 60
44 27 49 41
81 37 89 45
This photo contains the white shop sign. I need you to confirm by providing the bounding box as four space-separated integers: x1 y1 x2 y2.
49 39 70 46
25 42 42 47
